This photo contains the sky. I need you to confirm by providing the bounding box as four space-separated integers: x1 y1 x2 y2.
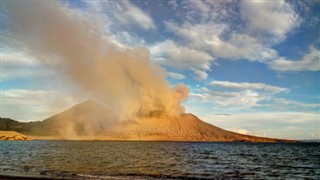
1 0 319 140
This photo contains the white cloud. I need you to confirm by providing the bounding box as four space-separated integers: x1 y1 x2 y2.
270 98 320 111
1 89 58 121
112 31 146 47
191 68 208 81
165 21 226 46
150 40 213 80
188 0 210 17
178 1 236 24
168 0 178 10
164 0 305 71
237 129 249 135
240 0 300 40
210 80 288 93
151 40 213 70
270 47 320 71
2 66 53 81
167 72 185 80
112 0 156 30
82 0 155 31
1 52 54 80
207 33 277 62
191 85 318 112
1 89 81 121
200 88 266 108
166 21 277 62
87 0 313 75
1 52 39 66
203 112 320 139
188 84 320 117
189 92 209 102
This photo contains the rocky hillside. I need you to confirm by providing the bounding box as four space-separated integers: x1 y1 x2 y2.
111 113 289 142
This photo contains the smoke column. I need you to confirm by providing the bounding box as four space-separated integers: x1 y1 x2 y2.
4 1 188 122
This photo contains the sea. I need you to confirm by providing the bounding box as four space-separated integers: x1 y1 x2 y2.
0 141 319 179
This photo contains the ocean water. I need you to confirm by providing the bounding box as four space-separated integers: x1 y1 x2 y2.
0 141 319 179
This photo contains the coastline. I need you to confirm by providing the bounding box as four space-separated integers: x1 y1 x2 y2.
0 172 146 180
13 134 299 142
0 173 75 180
0 130 298 142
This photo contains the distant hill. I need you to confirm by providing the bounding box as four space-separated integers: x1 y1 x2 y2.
0 117 41 134
0 100 295 142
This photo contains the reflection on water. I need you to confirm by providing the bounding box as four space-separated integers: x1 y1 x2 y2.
0 141 319 179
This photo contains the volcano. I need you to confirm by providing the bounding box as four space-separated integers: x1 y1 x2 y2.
27 100 291 142
1 100 294 142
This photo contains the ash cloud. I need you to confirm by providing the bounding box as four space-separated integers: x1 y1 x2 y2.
4 1 188 124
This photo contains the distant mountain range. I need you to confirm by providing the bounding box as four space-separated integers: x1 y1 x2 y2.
0 100 295 142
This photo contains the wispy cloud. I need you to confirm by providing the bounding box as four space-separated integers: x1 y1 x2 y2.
210 80 288 93
1 52 38 65
150 40 213 80
1 52 54 80
204 112 320 139
1 89 81 121
189 83 318 112
240 0 300 41
188 80 289 109
167 72 185 80
191 68 208 81
113 0 156 30
207 34 278 62
270 46 320 71
151 40 213 70
84 0 156 30
268 98 320 111
193 87 266 108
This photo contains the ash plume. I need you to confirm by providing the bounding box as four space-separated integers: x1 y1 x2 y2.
4 1 188 125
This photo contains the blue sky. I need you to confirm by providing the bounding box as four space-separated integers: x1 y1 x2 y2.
1 0 319 139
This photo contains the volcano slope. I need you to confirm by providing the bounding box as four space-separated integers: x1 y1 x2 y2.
2 101 294 142
112 113 294 142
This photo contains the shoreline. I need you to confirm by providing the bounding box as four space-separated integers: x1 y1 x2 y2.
0 173 75 180
0 172 150 180
28 135 298 143
0 131 305 143
1 138 306 143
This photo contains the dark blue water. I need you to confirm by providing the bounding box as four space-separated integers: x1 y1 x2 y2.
0 141 319 179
